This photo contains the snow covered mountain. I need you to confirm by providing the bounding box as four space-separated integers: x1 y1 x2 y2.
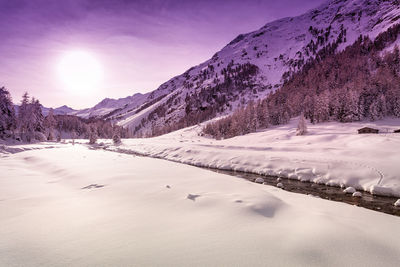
41 105 76 116
74 0 400 136
13 104 76 116
71 93 148 119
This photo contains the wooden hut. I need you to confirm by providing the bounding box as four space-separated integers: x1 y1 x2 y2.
357 127 379 134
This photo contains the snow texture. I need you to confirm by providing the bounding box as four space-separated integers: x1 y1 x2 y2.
0 144 399 266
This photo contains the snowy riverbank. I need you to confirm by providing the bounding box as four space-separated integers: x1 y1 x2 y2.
104 117 400 197
1 144 400 266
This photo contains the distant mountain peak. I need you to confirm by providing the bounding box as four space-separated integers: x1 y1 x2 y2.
71 93 149 119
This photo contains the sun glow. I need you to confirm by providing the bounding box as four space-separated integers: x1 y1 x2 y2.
57 50 103 93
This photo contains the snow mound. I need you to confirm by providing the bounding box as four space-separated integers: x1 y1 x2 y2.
395 199 400 207
352 192 362 197
255 177 264 184
369 185 395 197
344 187 356 194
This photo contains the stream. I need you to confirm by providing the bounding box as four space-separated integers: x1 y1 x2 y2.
208 168 400 217
104 146 400 217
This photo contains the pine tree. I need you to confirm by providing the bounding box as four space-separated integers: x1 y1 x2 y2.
56 132 62 142
257 100 269 128
113 132 121 145
247 101 258 132
393 93 400 117
89 126 98 144
18 92 32 141
0 87 17 138
313 91 330 123
71 130 76 145
369 94 387 121
44 108 56 140
31 98 44 133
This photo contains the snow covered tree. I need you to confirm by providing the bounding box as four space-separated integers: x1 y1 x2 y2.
256 100 269 128
0 87 17 138
112 132 121 145
313 91 330 123
89 132 97 144
56 132 61 142
296 113 308 136
392 93 400 117
369 94 387 121
89 126 98 144
15 92 45 142
18 92 33 141
247 101 258 132
303 95 315 123
31 98 44 133
44 108 56 140
71 130 76 145
344 89 361 122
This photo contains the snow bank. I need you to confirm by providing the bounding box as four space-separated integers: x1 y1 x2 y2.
0 145 399 266
0 142 62 155
255 177 264 183
344 187 356 194
105 117 400 197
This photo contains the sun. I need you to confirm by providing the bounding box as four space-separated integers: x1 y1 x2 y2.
57 50 103 93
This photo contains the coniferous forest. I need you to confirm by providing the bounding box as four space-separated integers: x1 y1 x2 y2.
0 89 127 142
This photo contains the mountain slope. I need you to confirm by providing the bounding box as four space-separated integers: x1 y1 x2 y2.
88 0 400 136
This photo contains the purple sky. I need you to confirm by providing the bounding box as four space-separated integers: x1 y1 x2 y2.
0 0 325 109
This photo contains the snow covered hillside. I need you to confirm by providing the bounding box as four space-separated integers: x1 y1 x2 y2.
90 0 400 136
0 144 399 266
102 117 400 198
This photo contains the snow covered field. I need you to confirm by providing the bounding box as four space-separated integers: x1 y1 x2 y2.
104 117 400 198
1 143 400 266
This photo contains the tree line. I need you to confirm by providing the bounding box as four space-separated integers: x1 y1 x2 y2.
0 89 126 143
